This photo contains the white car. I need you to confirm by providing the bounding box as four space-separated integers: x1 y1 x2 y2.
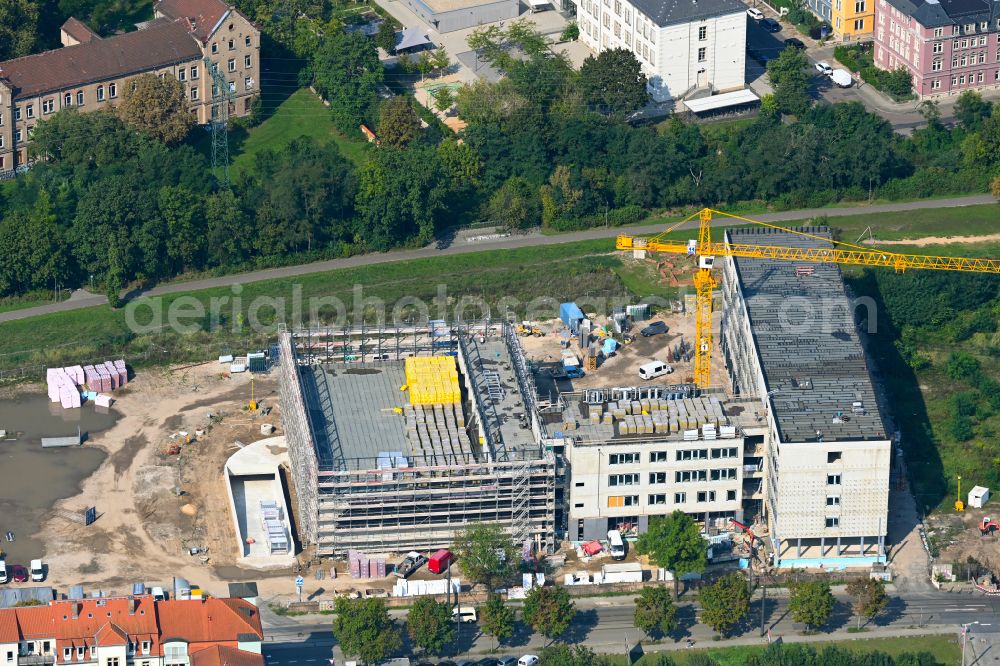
0 560 7 584
518 657 539 666
815 61 834 76
746 7 764 19
29 559 44 582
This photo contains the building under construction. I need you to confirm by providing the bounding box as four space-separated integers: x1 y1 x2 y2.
278 322 558 556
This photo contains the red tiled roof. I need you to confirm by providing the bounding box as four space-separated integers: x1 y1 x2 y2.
157 599 262 644
14 606 55 639
94 623 129 647
191 645 265 666
0 610 20 642
154 0 230 42
61 18 100 44
0 18 201 99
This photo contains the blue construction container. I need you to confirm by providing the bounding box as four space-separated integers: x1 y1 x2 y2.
560 302 585 332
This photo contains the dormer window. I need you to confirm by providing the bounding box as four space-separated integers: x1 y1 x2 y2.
77 647 85 659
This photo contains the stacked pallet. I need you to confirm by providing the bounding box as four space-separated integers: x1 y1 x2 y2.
348 550 387 578
404 402 466 463
405 356 460 406
608 396 725 436
46 368 81 409
260 500 289 554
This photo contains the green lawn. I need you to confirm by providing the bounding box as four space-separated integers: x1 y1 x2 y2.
230 88 369 171
607 634 960 666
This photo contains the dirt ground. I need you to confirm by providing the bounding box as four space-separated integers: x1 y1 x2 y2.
31 362 296 597
518 309 730 392
929 508 1000 575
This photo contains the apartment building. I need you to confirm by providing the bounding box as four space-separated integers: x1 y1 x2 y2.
720 227 891 568
833 0 876 40
0 597 263 666
874 0 1000 97
0 0 260 174
572 0 747 102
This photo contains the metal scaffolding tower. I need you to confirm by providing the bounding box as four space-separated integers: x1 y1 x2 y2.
205 56 232 188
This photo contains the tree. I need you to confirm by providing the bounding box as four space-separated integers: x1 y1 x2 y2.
117 73 192 145
376 20 397 53
0 0 38 61
417 50 434 80
0 191 70 298
432 87 455 114
954 90 993 131
312 31 384 132
537 644 610 666
406 597 454 655
699 573 750 636
332 597 401 665
159 186 206 273
453 522 518 588
480 593 515 649
485 176 538 231
559 22 579 42
846 577 889 629
431 47 451 77
579 48 648 116
635 511 707 575
767 47 810 116
378 96 422 147
788 580 835 631
633 586 678 638
522 586 575 641
992 175 1000 198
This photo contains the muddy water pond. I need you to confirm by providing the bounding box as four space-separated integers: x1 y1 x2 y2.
0 394 117 563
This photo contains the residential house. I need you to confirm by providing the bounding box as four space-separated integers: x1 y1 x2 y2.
832 0 875 41
572 0 747 102
0 597 263 666
874 0 1000 97
0 0 260 175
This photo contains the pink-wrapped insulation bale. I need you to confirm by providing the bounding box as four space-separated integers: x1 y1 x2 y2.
95 394 113 408
114 359 127 385
102 362 117 389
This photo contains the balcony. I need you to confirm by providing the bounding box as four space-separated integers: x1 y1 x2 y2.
20 656 56 665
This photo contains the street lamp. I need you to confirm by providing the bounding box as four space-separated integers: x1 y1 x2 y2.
961 621 979 665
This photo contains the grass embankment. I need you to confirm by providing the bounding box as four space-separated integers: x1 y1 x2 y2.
607 634 960 666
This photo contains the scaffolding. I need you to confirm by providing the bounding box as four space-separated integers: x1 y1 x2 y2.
280 322 556 556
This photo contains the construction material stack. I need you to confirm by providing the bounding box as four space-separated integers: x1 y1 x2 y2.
403 356 467 463
260 499 289 554
405 356 460 406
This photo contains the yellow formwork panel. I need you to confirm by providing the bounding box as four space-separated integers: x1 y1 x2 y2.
405 356 460 405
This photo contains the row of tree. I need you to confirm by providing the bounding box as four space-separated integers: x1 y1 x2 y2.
329 522 892 665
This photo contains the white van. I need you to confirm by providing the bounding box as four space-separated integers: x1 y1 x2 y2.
638 361 673 380
30 559 44 582
452 606 477 623
607 530 627 560
0 560 7 584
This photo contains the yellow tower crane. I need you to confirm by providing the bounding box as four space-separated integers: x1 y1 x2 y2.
617 208 1000 388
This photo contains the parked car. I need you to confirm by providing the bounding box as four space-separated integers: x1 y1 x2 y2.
831 68 853 87
29 559 44 582
0 561 7 584
815 61 834 75
496 658 518 666
784 37 806 49
746 7 764 19
760 17 781 31
639 361 673 380
455 661 476 666
10 565 28 583
640 321 668 337
473 659 497 666
393 552 427 579
749 48 778 64
453 606 478 623
518 657 539 666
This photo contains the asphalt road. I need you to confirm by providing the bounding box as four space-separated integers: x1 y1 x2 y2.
1 195 994 326
260 591 1000 663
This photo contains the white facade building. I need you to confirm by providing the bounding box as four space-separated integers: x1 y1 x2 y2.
572 0 747 102
550 392 766 542
720 226 892 568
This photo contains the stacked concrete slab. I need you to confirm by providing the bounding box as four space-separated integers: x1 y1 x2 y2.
403 403 466 465
347 550 386 578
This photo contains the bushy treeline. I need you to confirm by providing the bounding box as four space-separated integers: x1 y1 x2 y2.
2 23 999 301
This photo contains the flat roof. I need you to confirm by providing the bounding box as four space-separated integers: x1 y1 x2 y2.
471 337 540 457
305 364 417 467
629 0 745 27
419 0 515 14
727 226 888 444
683 89 759 113
548 394 758 444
